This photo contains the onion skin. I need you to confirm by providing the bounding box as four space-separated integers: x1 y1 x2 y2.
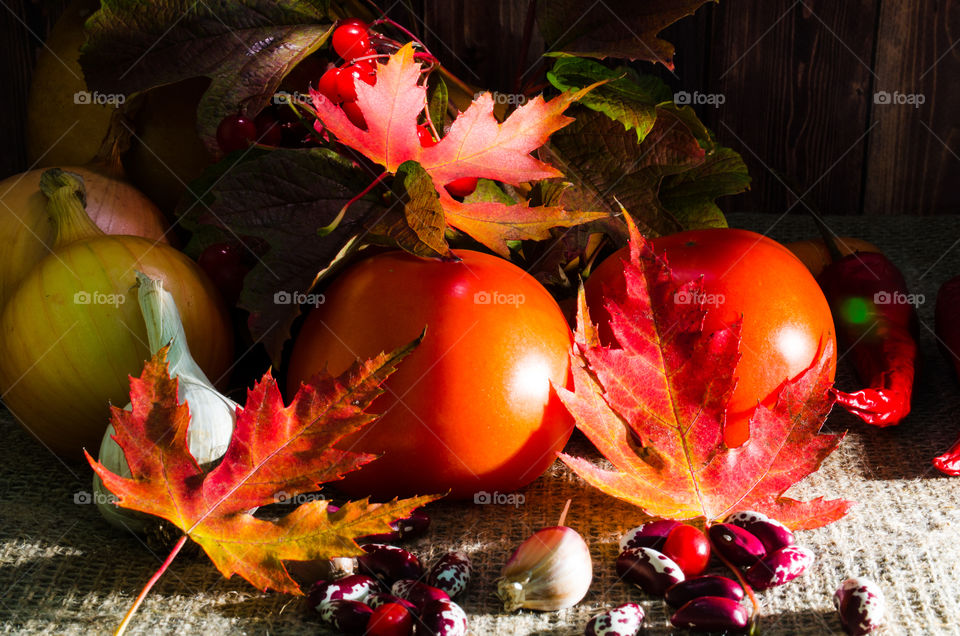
0 235 232 457
0 166 169 309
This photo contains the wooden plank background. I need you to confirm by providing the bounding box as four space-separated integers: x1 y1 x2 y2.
3 0 958 215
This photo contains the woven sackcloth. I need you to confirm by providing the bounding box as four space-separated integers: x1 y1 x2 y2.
1 213 959 635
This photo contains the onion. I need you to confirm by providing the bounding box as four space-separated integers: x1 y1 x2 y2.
0 165 170 310
26 0 110 167
0 169 232 458
26 0 211 214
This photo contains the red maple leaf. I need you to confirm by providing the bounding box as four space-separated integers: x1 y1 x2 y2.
310 43 606 255
557 221 854 530
87 340 439 597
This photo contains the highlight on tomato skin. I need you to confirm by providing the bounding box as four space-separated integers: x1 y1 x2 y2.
585 228 837 448
286 249 575 500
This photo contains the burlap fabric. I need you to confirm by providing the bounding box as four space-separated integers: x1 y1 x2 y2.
2 213 959 635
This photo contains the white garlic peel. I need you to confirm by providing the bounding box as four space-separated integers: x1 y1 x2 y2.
93 272 238 532
496 525 593 612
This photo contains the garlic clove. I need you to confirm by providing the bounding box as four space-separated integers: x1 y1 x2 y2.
496 525 592 612
93 272 238 531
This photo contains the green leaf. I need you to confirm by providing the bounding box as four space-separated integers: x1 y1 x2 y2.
80 0 334 155
463 179 516 205
427 74 449 135
547 57 672 141
537 0 716 67
660 147 750 230
369 161 452 259
181 148 386 362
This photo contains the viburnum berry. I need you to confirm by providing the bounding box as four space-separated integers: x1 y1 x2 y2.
341 101 367 129
336 60 376 102
254 111 282 146
316 66 343 103
215 114 257 153
444 177 479 198
197 242 252 306
661 524 711 576
365 602 413 636
417 124 438 147
332 18 371 61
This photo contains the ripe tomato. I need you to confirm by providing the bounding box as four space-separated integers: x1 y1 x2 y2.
286 249 574 499
585 228 836 448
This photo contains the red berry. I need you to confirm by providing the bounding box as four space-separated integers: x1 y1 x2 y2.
365 602 413 636
444 177 478 198
662 524 711 576
341 101 367 129
332 19 371 61
316 66 343 103
215 114 257 153
197 242 251 306
417 124 438 147
336 60 376 102
254 111 283 146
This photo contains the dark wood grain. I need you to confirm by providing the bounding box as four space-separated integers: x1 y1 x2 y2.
703 0 879 215
864 0 960 215
419 0 543 94
2 1 958 216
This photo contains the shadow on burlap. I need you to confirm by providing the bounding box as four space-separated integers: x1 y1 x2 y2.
1 214 959 635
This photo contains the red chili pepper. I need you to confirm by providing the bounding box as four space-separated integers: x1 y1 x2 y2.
932 275 960 475
817 251 918 427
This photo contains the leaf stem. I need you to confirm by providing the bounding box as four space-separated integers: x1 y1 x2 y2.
321 170 390 239
115 534 188 636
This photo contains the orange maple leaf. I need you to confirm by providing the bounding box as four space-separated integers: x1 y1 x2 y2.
87 341 439 595
310 43 607 255
557 221 854 530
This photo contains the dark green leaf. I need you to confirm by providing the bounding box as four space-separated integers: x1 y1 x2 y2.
80 0 333 155
546 57 672 141
660 147 750 229
427 74 448 135
537 0 715 66
545 106 746 236
181 148 386 362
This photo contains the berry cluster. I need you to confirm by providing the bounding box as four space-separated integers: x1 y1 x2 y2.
315 18 379 130
318 18 478 198
215 103 315 154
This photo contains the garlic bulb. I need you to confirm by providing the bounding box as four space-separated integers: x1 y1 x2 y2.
93 272 238 532
497 525 593 612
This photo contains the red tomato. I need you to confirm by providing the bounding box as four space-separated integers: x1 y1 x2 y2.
286 249 574 499
662 524 711 576
585 228 836 448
